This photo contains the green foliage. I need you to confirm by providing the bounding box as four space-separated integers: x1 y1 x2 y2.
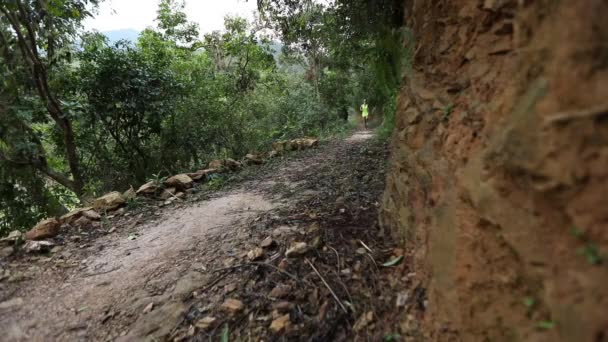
537 320 556 330
0 0 405 234
570 226 604 266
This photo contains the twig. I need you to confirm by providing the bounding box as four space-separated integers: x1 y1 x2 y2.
544 103 608 125
198 272 230 293
359 240 373 254
209 262 305 285
328 245 341 273
305 258 348 313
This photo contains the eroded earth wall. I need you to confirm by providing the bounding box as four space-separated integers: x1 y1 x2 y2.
381 1 608 340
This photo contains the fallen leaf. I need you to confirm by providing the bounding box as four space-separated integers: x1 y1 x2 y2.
285 242 308 257
354 311 374 331
269 284 292 299
221 298 244 315
195 316 217 329
143 303 154 314
270 314 291 333
382 256 404 267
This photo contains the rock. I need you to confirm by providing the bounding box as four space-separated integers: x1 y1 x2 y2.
260 237 274 248
0 297 23 310
272 141 287 152
285 242 309 258
269 284 292 299
195 316 216 329
116 302 187 342
23 240 55 253
73 216 93 228
164 174 194 190
187 171 203 181
160 187 177 200
0 230 23 244
245 153 264 165
272 226 296 237
136 181 158 195
270 314 291 333
1 246 14 258
209 159 224 169
123 187 137 201
396 292 409 307
189 168 218 182
292 138 319 150
247 247 265 261
209 159 241 171
25 218 60 240
82 210 101 221
221 298 244 315
143 303 154 314
224 158 241 170
60 207 94 224
93 192 126 211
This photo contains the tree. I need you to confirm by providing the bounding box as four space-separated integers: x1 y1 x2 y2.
0 0 100 197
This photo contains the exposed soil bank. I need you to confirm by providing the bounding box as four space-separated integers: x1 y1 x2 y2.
381 1 608 340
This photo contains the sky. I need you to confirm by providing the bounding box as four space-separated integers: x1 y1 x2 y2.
83 0 258 33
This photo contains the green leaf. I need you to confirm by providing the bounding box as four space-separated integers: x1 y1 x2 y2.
537 320 555 330
221 324 229 342
382 255 404 267
523 297 536 308
569 226 584 239
578 245 603 266
384 333 402 341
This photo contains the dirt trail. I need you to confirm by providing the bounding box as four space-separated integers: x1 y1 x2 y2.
3 192 274 341
1 130 396 341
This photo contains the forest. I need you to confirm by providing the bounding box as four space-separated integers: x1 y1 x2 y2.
0 0 405 234
2 1 607 341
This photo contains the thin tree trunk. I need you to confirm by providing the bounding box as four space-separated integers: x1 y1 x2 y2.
0 3 85 197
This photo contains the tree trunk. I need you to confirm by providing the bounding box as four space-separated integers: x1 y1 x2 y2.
0 3 85 197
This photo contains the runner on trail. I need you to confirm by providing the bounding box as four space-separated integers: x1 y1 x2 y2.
360 99 369 129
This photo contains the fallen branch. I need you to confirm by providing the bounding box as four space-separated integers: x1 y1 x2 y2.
306 258 348 313
209 262 305 285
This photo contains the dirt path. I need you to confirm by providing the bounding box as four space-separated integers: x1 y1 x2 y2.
1 131 406 341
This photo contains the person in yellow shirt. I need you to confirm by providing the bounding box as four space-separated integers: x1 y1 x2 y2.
360 99 369 129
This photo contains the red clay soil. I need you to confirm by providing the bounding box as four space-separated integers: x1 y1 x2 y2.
381 1 608 341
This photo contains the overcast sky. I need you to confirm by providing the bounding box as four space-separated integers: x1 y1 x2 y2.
84 0 258 33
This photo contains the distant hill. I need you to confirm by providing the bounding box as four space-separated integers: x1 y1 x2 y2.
103 29 140 44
